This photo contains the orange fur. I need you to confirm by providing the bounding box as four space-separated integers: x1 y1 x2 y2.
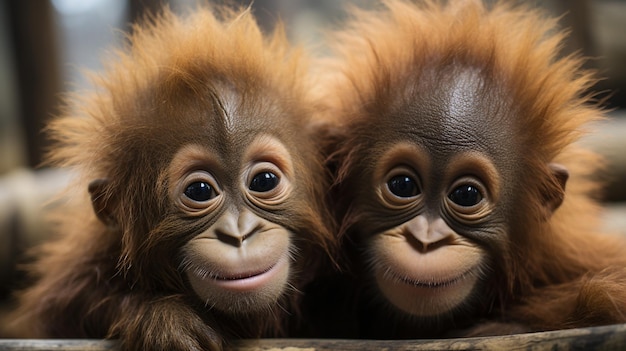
6 4 334 350
325 0 626 335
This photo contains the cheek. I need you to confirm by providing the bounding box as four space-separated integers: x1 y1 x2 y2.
181 226 293 315
368 232 485 317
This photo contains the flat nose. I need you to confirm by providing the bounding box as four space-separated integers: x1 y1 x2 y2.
212 208 260 247
404 216 454 252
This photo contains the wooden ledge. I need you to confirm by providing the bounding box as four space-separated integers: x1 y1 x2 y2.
1 323 625 350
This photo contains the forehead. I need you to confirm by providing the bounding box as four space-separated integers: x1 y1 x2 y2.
150 76 294 151
386 65 514 161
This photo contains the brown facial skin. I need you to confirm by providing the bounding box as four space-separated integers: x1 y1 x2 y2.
83 88 326 347
328 0 626 339
341 67 558 324
6 6 333 351
168 138 294 314
337 66 574 335
370 147 494 318
358 68 566 321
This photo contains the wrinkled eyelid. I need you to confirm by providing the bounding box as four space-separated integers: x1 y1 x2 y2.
379 170 424 211
246 162 283 186
443 179 493 224
444 152 500 202
244 135 294 179
165 143 223 199
183 171 220 188
176 173 224 216
244 171 292 209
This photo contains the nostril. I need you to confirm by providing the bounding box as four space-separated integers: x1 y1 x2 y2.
423 235 454 251
403 216 456 252
215 224 262 247
406 234 427 253
215 231 243 247
405 232 441 253
240 224 262 243
404 228 454 253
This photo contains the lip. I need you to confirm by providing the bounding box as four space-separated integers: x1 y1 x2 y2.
213 265 274 281
202 255 289 292
375 265 481 317
380 264 477 293
396 268 473 289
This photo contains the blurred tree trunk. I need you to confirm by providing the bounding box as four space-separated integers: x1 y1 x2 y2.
7 1 61 168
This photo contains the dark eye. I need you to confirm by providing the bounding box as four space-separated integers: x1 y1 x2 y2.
449 185 482 207
249 172 279 192
184 182 216 202
387 175 419 198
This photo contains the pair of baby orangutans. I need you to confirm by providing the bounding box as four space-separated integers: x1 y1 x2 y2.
5 1 626 350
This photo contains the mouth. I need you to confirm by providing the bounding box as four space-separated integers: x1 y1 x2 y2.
213 265 275 281
394 268 473 289
376 263 479 297
194 255 289 292
374 265 481 317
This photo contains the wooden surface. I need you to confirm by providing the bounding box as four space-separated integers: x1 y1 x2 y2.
1 323 625 350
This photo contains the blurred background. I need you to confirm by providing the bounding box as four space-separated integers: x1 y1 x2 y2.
0 0 625 322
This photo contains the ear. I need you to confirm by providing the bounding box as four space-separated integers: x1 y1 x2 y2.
540 163 569 219
88 178 118 229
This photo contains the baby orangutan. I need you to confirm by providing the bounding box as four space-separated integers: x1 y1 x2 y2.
325 0 626 338
7 5 333 350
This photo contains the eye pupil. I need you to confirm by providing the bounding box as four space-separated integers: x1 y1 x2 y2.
249 172 278 192
387 175 419 198
449 185 482 207
184 182 215 202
